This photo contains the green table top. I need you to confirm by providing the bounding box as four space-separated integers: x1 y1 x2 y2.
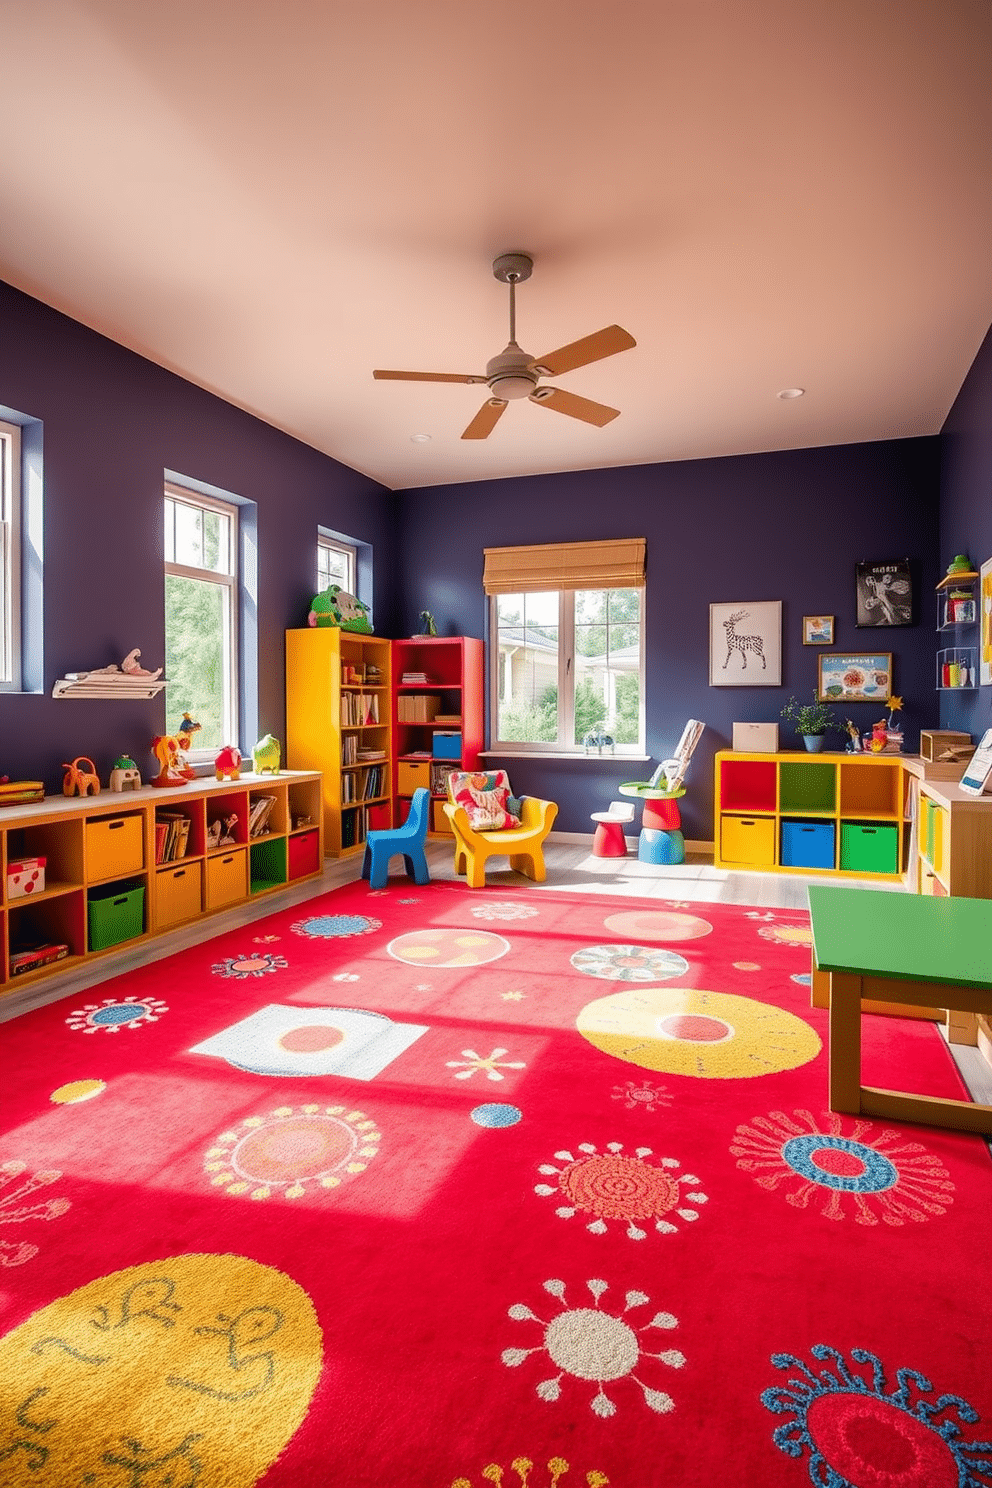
808 885 992 990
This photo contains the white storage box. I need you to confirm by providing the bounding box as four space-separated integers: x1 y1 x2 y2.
7 856 47 898
732 722 779 753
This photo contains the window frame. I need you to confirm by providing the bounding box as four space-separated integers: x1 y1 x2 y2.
489 585 646 757
317 533 356 596
0 418 22 690
164 481 240 759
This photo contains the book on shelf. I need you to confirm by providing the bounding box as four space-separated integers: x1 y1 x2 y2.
401 750 432 760
432 713 461 726
156 810 190 862
356 748 386 762
430 761 459 796
154 819 169 864
10 941 70 976
249 795 277 837
400 672 430 685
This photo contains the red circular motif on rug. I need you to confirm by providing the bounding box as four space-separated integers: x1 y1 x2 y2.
278 1025 345 1052
233 1116 357 1183
806 1391 958 1487
603 910 713 941
559 1155 680 1221
810 1147 867 1179
658 1013 732 1043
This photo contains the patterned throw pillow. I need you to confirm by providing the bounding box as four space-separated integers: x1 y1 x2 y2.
448 770 522 831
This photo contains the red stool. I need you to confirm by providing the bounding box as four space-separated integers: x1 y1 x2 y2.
591 802 635 857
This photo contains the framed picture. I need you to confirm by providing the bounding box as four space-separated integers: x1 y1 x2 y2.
856 559 912 627
803 614 834 645
818 652 892 703
981 555 992 686
709 601 782 686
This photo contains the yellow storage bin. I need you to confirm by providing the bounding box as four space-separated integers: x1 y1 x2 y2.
432 800 453 835
86 813 144 880
156 861 203 929
721 814 776 866
206 849 248 911
398 760 431 795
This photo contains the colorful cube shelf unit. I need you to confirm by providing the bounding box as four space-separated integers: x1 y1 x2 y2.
714 750 906 880
0 772 324 1002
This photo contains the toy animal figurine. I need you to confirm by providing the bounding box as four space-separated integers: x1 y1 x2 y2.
869 719 889 753
218 813 238 845
419 609 437 636
251 733 281 775
109 754 141 792
844 719 862 752
120 648 163 680
176 712 202 750
214 744 242 781
150 734 189 787
62 756 100 797
307 585 373 633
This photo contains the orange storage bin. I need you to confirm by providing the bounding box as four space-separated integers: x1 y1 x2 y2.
206 849 248 910
155 861 203 929
86 813 144 879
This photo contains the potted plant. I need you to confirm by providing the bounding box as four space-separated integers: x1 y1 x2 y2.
781 694 839 752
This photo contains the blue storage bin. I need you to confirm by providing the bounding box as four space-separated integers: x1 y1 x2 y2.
780 819 835 869
433 732 462 759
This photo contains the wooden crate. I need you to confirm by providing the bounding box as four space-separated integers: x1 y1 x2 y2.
919 729 971 762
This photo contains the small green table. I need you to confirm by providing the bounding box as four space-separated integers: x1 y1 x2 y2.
808 885 992 1134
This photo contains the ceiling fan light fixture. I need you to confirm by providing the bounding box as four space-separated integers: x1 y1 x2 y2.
488 373 537 401
777 387 805 399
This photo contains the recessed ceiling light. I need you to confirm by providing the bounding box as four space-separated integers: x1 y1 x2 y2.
409 433 432 443
777 387 805 400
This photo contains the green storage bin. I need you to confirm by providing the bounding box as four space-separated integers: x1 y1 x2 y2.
250 836 287 894
88 881 145 951
840 822 898 875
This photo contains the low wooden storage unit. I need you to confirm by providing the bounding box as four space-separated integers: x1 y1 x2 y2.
714 750 907 879
0 770 323 1003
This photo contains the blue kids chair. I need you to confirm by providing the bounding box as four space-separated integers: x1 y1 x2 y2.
361 787 431 890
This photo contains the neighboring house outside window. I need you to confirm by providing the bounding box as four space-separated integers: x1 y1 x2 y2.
484 540 646 756
318 533 356 596
164 483 239 755
0 418 22 689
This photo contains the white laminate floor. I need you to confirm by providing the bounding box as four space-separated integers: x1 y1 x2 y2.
4 836 990 1109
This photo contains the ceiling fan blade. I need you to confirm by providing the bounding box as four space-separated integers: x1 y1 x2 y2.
373 369 487 383
461 398 508 440
529 386 620 427
528 325 636 377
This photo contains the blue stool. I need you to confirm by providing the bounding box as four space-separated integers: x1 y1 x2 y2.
361 787 431 890
637 827 685 865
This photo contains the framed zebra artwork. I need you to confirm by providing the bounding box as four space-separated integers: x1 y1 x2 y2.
709 601 782 686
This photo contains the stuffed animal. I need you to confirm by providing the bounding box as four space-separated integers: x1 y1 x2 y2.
307 585 372 633
214 745 242 781
252 734 281 775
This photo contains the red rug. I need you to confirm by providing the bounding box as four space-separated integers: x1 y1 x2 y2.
2 880 991 1488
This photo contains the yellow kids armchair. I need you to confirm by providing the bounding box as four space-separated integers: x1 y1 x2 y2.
443 769 558 889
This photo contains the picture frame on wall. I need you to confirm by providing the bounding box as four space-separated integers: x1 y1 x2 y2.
855 559 912 627
818 652 892 703
981 555 992 686
803 615 834 645
709 601 782 686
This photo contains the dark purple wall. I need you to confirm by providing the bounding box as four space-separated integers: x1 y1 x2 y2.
394 440 941 840
938 322 992 738
0 280 396 790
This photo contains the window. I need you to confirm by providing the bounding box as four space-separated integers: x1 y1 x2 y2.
164 483 239 753
318 534 356 595
485 540 646 755
0 418 22 688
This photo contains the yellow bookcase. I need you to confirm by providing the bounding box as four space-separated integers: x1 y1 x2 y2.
0 771 323 1005
285 628 393 857
714 749 907 879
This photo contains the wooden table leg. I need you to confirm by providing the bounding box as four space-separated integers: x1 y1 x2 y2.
828 971 863 1114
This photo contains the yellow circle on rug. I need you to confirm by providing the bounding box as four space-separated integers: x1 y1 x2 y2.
577 987 821 1078
0 1253 322 1486
50 1078 106 1103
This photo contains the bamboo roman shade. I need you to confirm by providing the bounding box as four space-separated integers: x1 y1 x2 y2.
482 538 646 594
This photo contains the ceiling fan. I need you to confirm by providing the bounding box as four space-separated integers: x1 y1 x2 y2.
373 253 636 440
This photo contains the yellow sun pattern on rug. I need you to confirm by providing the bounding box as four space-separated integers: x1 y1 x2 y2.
451 1458 608 1487
49 1078 106 1104
203 1104 381 1201
0 1253 322 1486
757 923 813 948
576 987 821 1078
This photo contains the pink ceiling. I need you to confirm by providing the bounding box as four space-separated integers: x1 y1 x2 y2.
2 1 991 489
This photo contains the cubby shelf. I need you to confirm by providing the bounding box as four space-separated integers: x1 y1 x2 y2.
0 771 323 1002
714 750 907 879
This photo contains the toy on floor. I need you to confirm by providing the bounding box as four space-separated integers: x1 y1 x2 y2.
590 800 635 857
109 755 141 791
62 757 100 797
